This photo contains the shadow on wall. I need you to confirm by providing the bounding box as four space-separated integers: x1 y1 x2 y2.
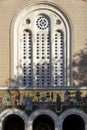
6 61 64 88
4 42 87 87
83 0 87 2
73 42 87 86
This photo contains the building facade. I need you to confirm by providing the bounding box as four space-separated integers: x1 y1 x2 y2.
0 0 87 130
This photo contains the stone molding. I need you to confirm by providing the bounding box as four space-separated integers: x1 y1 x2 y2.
0 108 87 130
0 108 28 130
59 108 87 130
11 2 72 88
28 109 58 130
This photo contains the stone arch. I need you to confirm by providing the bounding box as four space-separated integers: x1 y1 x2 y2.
28 109 59 130
0 109 28 130
11 1 73 89
58 109 87 130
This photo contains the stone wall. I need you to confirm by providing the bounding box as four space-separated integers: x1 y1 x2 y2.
0 0 87 86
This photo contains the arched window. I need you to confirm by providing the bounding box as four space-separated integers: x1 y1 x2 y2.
13 2 72 88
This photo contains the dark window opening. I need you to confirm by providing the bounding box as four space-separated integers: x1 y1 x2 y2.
33 114 55 130
63 114 85 130
3 114 25 130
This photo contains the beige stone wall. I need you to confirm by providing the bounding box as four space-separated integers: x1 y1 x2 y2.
0 0 87 86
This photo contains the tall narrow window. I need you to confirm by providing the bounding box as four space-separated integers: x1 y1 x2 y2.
53 30 64 87
20 29 32 87
33 15 51 88
14 3 72 88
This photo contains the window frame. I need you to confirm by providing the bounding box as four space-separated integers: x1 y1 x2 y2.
12 2 73 89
